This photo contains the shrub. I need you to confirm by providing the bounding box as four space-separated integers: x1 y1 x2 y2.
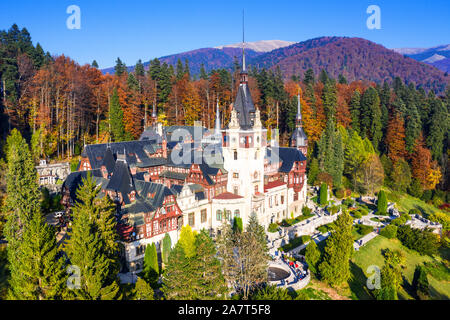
421 190 433 202
402 213 411 221
342 198 354 208
428 212 450 230
359 208 369 216
335 188 345 199
391 216 406 226
408 208 421 217
397 225 440 256
268 223 279 233
353 211 362 219
302 206 312 216
380 225 398 239
355 224 373 236
233 217 243 233
300 235 311 244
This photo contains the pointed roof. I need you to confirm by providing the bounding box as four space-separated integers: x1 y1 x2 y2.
233 81 256 130
215 98 221 134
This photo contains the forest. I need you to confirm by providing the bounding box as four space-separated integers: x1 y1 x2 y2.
0 24 449 205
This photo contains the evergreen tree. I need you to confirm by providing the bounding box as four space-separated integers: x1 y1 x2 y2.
318 69 330 84
178 225 196 258
176 58 184 81
64 174 120 300
413 265 429 300
199 63 208 80
4 129 41 297
4 130 66 299
9 208 66 299
233 217 243 233
377 190 388 215
404 103 422 154
143 243 159 287
319 183 328 205
191 230 227 299
360 87 382 150
133 277 154 300
322 81 337 120
162 242 196 299
305 240 321 274
303 68 315 85
427 98 448 160
318 118 344 186
91 60 99 68
162 233 172 265
391 159 412 192
375 249 403 300
134 59 145 77
114 57 126 76
109 88 126 142
349 90 361 134
308 158 319 185
319 211 353 286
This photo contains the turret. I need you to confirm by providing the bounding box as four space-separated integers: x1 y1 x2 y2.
290 91 308 156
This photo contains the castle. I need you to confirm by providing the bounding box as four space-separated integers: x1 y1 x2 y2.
61 45 309 273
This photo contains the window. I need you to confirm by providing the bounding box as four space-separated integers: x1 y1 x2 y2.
254 185 258 194
233 172 239 179
188 213 195 227
201 209 207 223
225 210 231 221
281 195 284 204
233 187 239 195
234 209 240 219
234 151 238 160
216 210 222 221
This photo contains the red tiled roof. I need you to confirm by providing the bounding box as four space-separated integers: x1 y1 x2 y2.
264 180 286 191
213 192 244 200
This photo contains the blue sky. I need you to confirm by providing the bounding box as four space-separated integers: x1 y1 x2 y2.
1 0 449 68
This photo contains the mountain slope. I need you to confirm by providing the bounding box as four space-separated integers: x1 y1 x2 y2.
215 40 295 52
393 45 450 73
158 47 262 75
251 37 449 92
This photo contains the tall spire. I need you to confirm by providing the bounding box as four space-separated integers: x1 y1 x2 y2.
296 90 302 125
215 97 221 134
239 9 248 85
242 9 246 72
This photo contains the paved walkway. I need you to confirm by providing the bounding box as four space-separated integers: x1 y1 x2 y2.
353 232 378 250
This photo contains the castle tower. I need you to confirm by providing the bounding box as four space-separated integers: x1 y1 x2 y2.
221 17 267 227
290 91 308 156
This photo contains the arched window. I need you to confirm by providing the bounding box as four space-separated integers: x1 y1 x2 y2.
216 210 222 221
225 210 231 221
234 151 238 160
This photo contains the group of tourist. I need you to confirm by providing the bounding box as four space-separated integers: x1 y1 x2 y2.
274 251 308 287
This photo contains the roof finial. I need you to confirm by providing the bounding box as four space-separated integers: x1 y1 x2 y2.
242 9 246 72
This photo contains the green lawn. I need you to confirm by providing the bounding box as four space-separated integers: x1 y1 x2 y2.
384 189 442 217
350 235 449 300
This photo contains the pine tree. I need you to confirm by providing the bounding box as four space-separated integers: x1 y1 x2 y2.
9 209 67 299
427 98 447 160
109 88 126 142
64 174 120 300
404 103 422 154
176 58 184 81
143 243 159 286
308 158 319 185
319 211 354 286
91 60 99 68
4 129 41 298
303 68 315 85
162 242 196 299
349 90 361 134
133 277 154 300
322 81 337 120
360 87 382 150
191 230 227 299
94 195 120 281
4 130 66 299
114 57 126 76
162 233 172 265
305 240 321 274
134 59 145 77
